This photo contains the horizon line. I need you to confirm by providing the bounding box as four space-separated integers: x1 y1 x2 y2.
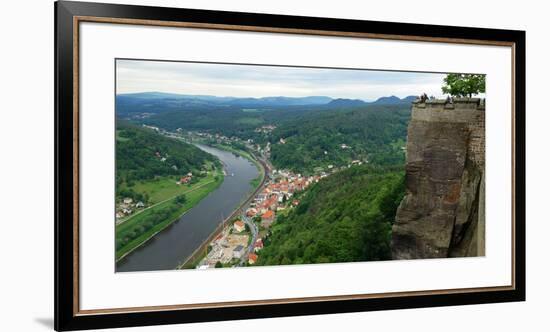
115 91 423 103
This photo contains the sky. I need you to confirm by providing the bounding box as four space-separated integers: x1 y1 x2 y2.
116 59 448 101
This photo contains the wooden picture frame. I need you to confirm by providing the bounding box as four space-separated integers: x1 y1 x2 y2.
55 1 525 330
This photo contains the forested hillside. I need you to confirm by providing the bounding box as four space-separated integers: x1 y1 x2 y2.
257 165 405 265
116 93 333 138
116 122 218 199
269 106 410 173
117 93 413 150
126 101 411 174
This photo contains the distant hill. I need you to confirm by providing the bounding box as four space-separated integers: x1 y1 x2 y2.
116 92 420 117
325 98 367 107
125 92 239 103
401 95 418 103
117 92 332 111
254 96 332 106
324 96 417 108
370 95 417 105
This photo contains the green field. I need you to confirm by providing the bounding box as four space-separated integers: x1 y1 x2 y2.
236 117 264 125
116 169 223 260
126 164 216 204
130 177 184 203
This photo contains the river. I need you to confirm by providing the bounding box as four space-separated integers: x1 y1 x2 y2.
116 144 260 272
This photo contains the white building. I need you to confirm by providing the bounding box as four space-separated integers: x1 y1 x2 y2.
233 245 245 259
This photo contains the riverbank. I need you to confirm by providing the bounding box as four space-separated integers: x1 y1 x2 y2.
116 169 224 261
210 143 262 172
176 144 268 269
116 142 264 272
209 143 266 190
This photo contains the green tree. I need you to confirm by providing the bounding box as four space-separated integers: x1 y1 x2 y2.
442 74 486 98
215 261 222 268
175 194 187 205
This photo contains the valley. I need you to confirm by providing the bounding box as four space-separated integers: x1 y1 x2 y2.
115 92 411 270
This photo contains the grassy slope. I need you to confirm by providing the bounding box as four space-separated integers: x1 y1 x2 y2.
124 161 217 204
130 177 186 203
116 170 223 260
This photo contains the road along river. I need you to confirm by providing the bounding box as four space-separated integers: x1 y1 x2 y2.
116 144 260 272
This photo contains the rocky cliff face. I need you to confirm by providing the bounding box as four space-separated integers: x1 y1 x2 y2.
392 98 485 259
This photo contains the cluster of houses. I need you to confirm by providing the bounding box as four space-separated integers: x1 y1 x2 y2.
142 124 160 132
194 163 371 269
197 221 250 268
199 221 265 269
246 170 319 229
115 198 145 221
196 169 316 269
199 217 265 267
229 220 265 265
191 131 244 146
227 240 260 265
186 130 275 165
254 125 276 134
129 112 154 120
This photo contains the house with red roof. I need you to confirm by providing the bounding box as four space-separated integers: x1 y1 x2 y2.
178 175 192 185
246 208 258 217
248 253 258 265
233 220 246 233
261 210 274 221
261 210 275 228
254 238 264 252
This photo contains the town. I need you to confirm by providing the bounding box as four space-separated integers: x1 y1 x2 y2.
119 124 369 268
183 126 368 269
115 197 146 222
195 167 320 268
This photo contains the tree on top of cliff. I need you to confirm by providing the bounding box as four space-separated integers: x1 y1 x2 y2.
442 74 486 98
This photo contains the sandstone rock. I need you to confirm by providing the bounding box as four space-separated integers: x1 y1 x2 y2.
392 99 485 259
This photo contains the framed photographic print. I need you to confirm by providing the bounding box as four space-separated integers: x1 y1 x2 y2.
54 1 525 330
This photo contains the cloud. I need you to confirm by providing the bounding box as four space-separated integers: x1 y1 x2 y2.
116 59 448 100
